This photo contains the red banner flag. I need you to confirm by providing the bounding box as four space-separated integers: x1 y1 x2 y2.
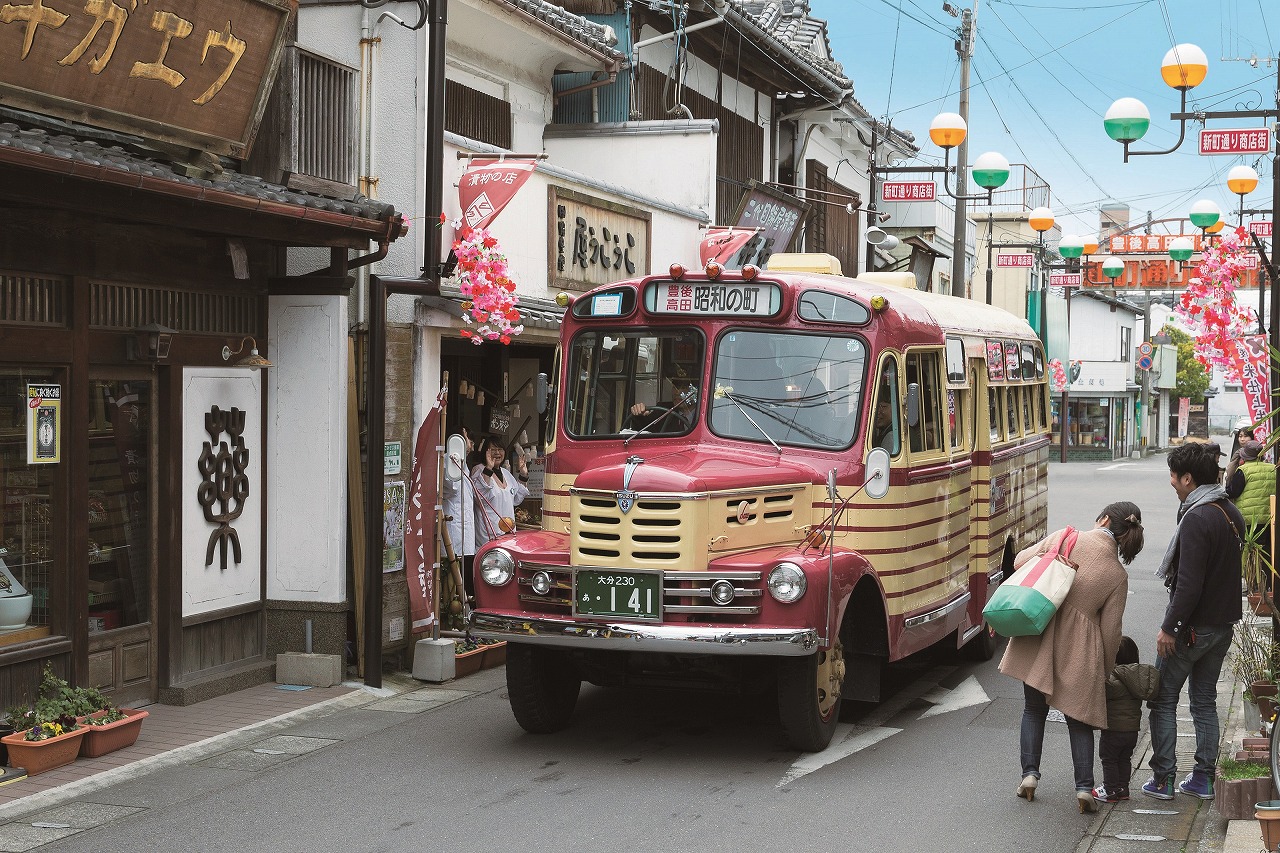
458 158 538 233
699 226 761 267
1234 335 1272 446
405 390 445 633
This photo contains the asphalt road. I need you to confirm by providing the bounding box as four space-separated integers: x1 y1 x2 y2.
31 452 1190 853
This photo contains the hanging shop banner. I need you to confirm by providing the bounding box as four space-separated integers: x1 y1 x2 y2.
26 384 60 465
1235 335 1272 446
459 158 538 232
0 0 295 157
404 391 444 632
698 227 761 268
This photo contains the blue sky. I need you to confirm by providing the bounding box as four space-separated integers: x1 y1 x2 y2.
808 0 1279 241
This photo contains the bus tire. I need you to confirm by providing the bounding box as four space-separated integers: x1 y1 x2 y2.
777 640 844 752
960 621 998 662
506 643 581 733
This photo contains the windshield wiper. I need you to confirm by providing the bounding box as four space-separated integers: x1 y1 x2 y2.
713 386 782 453
715 387 839 447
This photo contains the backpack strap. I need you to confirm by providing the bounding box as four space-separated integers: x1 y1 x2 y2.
1209 502 1244 548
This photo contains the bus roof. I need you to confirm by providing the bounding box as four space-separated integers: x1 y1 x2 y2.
787 271 1038 341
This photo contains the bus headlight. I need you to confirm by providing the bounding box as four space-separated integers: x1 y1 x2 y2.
479 548 516 586
767 562 807 603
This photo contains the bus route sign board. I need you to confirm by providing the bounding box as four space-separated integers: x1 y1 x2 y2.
997 254 1034 268
1198 128 1272 155
881 181 936 202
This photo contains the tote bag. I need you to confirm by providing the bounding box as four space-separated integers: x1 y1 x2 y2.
982 526 1079 637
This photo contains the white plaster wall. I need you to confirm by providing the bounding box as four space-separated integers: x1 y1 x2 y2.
1070 296 1137 361
267 296 347 603
542 125 717 215
182 369 264 618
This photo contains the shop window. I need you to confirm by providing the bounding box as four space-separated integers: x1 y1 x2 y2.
0 369 66 646
88 380 152 632
1120 326 1131 362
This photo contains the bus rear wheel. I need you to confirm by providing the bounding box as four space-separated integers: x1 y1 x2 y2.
506 644 581 733
777 640 845 752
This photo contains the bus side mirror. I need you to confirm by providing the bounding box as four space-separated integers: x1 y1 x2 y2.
535 372 550 415
905 382 920 428
865 447 890 499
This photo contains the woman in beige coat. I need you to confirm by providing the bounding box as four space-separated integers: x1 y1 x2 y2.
998 501 1144 814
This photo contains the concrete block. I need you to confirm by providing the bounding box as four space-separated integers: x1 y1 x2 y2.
275 652 343 688
412 638 456 682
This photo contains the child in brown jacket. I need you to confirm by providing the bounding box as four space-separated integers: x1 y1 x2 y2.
1093 636 1161 803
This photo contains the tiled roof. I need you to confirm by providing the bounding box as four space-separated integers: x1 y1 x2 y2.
0 118 400 230
734 0 848 85
506 0 627 63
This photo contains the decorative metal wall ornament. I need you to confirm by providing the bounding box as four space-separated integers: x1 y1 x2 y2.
197 406 250 570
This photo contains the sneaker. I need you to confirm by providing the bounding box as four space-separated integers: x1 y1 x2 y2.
1092 785 1129 803
1142 773 1176 800
1178 770 1215 799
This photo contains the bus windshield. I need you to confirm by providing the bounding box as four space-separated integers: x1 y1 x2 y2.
710 330 867 449
564 329 704 438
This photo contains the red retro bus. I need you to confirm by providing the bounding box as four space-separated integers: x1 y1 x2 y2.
471 256 1049 751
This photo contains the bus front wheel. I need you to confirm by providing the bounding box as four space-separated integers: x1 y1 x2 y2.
506 644 581 733
777 640 845 752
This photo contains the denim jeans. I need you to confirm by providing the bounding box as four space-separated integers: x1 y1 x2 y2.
1020 682 1096 792
1147 623 1233 778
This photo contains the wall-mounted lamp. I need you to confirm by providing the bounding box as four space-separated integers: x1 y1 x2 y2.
222 336 272 370
127 321 177 363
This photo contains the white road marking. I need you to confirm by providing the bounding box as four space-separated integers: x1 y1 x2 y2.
776 724 902 787
1099 463 1135 470
920 675 991 718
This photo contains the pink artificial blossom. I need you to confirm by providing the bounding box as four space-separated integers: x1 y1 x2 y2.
446 228 523 345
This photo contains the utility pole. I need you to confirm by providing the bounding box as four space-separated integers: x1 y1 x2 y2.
950 4 975 297
1140 210 1153 458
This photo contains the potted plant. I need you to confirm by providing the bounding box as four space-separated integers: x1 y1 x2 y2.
1242 522 1274 616
1231 622 1279 733
79 704 149 758
453 638 486 678
1216 756 1278 819
1 708 85 775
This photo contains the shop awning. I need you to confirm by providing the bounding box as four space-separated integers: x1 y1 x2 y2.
419 287 566 332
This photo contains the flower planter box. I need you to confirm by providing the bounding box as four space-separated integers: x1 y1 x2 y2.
481 641 506 669
1216 775 1279 820
1 727 87 776
79 708 148 759
454 647 485 678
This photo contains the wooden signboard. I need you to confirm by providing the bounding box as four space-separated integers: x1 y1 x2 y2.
549 186 651 293
0 0 295 156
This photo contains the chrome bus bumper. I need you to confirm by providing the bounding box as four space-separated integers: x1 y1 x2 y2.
470 612 818 656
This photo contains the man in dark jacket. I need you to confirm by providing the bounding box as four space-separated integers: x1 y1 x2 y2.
1143 441 1244 801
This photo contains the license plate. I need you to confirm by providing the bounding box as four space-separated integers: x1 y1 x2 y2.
574 570 662 621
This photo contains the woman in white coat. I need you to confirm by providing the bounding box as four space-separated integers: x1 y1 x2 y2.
472 436 529 547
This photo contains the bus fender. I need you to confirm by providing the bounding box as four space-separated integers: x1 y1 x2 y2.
827 551 889 703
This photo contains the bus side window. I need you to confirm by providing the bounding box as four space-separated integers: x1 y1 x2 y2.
871 360 901 455
1037 385 1048 430
907 353 945 453
988 387 1001 442
1006 387 1020 437
1022 387 1032 433
948 388 965 450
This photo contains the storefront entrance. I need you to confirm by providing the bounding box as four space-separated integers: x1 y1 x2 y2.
86 374 156 705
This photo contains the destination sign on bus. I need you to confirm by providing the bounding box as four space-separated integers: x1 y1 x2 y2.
645 281 781 316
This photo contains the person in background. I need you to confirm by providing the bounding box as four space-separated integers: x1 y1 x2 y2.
1227 422 1256 475
1143 441 1244 801
1092 636 1160 804
1225 438 1274 591
999 501 1144 814
471 435 529 546
871 396 896 451
441 428 478 600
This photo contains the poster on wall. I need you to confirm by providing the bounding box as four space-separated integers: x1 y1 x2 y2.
383 480 406 574
26 384 60 465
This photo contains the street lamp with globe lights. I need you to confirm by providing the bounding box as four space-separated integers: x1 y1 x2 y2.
928 113 1012 300
1104 40 1280 459
1228 165 1260 227
1029 206 1055 341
